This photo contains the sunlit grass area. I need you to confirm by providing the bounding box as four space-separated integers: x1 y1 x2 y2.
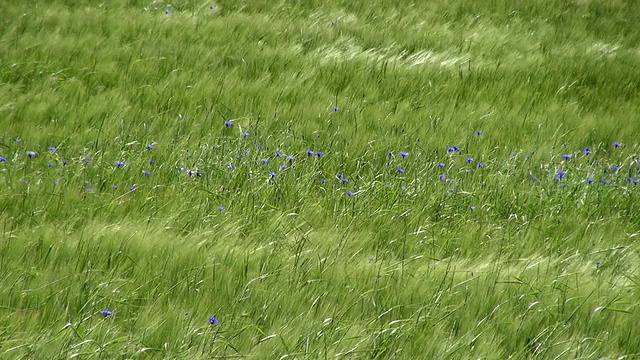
1 0 640 358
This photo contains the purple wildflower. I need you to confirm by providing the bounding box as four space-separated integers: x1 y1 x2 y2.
320 178 326 184
269 172 277 178
397 168 405 174
142 170 151 176
583 147 592 155
466 157 474 163
477 163 483 168
555 170 566 180
101 309 113 317
217 206 225 211
48 146 57 152
475 130 482 136
224 121 233 127
437 163 445 168
306 150 314 156
0 156 7 162
316 151 324 157
333 106 339 111
26 151 37 158
346 191 353 196
562 154 571 160
399 151 409 158
280 164 288 170
116 161 125 167
146 144 155 150
611 165 619 172
586 177 594 184
613 142 621 148
209 317 219 325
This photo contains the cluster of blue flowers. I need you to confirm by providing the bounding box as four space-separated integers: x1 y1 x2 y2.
1 126 637 216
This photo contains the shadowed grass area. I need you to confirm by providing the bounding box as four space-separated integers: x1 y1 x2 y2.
1 0 640 358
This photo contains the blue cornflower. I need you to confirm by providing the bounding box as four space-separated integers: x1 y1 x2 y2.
306 149 314 156
243 149 249 155
129 185 137 191
146 144 155 150
26 151 37 158
583 147 592 155
446 146 455 152
0 156 7 162
84 180 91 185
165 9 170 15
437 163 445 168
116 161 125 167
611 165 619 172
562 154 571 160
341 178 348 183
224 121 233 127
275 151 282 158
586 177 594 184
600 179 610 185
336 173 343 179
85 188 94 193
453 146 460 152
477 163 483 168
142 170 151 176
14 138 22 143
346 191 353 196
261 159 269 164
286 155 295 162
469 205 475 210
633 180 639 185
101 309 113 317
438 174 446 181
149 159 155 165
613 142 621 148
209 316 219 325
280 164 288 170
475 130 482 136
625 177 633 182
111 184 118 189
530 176 538 181
466 157 474 163
62 161 68 166
333 106 339 111
269 172 277 178
316 151 324 157
242 132 249 138
210 5 216 10
397 168 405 174
48 162 55 167
217 206 225 211
320 178 326 184
48 146 57 152
555 170 566 180
399 151 409 158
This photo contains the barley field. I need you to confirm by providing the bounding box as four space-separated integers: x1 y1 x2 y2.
1 0 640 359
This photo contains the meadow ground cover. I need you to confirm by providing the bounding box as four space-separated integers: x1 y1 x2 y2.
1 0 640 358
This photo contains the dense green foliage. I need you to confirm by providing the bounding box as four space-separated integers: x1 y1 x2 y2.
1 0 640 358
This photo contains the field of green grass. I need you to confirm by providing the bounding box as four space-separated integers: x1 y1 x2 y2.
1 0 640 358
